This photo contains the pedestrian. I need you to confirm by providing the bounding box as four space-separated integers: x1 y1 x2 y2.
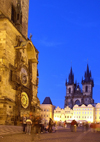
31 115 41 141
22 114 27 133
26 116 32 135
48 118 53 133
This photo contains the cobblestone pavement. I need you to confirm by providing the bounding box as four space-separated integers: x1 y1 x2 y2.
0 128 100 142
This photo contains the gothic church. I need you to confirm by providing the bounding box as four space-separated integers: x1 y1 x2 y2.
64 64 94 108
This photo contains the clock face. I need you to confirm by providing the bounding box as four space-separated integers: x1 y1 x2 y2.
20 67 28 85
21 92 29 109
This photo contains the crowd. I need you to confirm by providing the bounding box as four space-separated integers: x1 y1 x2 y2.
22 114 55 141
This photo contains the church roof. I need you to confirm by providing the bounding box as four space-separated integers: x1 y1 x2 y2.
82 64 94 86
42 97 53 105
67 67 74 85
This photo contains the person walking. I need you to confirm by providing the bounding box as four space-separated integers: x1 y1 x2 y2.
26 117 32 135
49 118 53 133
31 115 41 141
22 114 27 133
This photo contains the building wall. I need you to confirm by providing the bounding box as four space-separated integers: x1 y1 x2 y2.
40 104 55 122
54 104 100 123
0 17 39 124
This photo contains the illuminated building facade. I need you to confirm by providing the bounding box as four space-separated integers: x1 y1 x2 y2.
0 0 40 125
40 97 55 122
54 103 100 123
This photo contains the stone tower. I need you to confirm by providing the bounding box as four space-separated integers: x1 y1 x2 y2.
81 64 94 105
64 67 76 108
0 0 40 125
0 0 29 38
64 65 94 109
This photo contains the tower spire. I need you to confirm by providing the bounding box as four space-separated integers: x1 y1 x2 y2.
68 67 74 84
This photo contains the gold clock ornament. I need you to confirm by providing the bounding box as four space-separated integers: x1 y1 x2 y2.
20 67 28 85
21 92 29 109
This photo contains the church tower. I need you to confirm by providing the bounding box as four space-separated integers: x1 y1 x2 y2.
64 67 76 108
81 64 94 105
0 0 40 125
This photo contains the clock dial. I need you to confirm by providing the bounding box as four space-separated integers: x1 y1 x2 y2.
20 67 28 85
21 92 29 109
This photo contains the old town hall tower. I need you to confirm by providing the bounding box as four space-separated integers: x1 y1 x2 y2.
0 0 40 124
64 64 94 108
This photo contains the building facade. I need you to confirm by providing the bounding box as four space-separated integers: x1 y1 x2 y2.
64 64 94 108
54 103 100 123
40 97 55 122
0 0 40 125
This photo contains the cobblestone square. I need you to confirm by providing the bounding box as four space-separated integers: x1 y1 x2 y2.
0 128 100 142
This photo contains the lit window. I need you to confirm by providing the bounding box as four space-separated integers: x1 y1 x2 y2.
47 115 48 117
99 116 100 119
65 116 66 118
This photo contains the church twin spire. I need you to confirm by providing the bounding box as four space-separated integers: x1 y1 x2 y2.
66 64 93 86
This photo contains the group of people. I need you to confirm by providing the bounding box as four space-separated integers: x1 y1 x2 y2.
22 114 55 141
70 120 89 132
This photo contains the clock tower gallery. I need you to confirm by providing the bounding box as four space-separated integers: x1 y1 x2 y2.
0 0 40 124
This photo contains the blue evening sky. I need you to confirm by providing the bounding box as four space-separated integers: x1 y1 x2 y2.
28 0 100 108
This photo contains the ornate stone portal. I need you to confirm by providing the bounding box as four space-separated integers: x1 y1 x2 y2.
0 0 40 125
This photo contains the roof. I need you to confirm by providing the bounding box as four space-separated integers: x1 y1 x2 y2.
42 97 52 105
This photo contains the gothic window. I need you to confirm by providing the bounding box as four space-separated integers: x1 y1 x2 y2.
69 88 71 93
85 86 88 92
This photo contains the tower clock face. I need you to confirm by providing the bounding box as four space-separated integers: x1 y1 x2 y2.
20 67 28 85
21 92 29 109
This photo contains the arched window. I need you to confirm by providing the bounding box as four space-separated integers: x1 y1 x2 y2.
85 86 88 92
69 88 71 93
